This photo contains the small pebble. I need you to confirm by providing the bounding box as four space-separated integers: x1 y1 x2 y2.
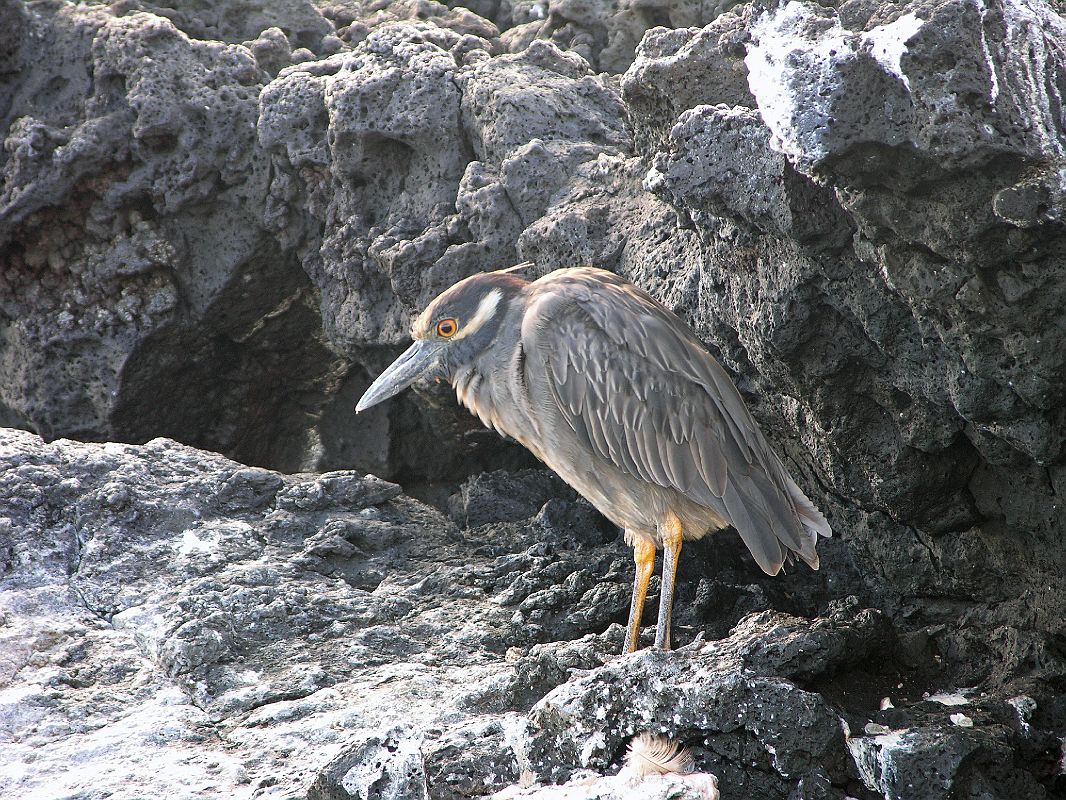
864 723 891 735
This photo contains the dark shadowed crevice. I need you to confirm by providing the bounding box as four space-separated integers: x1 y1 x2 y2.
111 242 344 472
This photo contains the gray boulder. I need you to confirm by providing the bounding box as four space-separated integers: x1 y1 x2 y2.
2 430 1061 798
0 429 607 797
0 2 342 471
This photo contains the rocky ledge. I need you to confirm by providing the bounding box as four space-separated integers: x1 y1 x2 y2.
1 429 1060 798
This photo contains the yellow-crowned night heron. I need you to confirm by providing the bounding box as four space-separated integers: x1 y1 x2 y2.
357 266 830 653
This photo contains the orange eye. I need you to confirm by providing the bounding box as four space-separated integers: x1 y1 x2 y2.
436 318 458 338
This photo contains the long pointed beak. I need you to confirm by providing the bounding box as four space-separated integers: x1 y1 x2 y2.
356 339 444 413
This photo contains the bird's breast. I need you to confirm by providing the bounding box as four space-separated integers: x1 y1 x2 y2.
453 367 546 462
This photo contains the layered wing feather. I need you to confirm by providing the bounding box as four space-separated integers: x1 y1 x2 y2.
521 268 829 575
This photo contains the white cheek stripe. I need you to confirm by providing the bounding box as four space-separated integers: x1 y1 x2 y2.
453 289 503 340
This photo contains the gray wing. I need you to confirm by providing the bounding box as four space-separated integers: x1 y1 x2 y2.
522 268 829 575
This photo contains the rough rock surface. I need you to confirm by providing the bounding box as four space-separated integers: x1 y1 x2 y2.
0 430 614 798
0 0 342 473
3 0 1066 797
0 431 818 796
2 430 1062 799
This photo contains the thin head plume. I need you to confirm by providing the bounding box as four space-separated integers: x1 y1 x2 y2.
625 733 695 777
498 261 536 275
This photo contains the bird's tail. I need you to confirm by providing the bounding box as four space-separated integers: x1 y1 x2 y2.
784 474 832 570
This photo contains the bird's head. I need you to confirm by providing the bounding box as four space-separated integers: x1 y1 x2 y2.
355 269 529 413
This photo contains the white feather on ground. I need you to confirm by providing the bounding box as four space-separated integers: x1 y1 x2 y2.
625 733 695 777
491 733 718 799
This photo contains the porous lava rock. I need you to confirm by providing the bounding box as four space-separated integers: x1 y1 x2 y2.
0 0 341 471
0 430 615 797
2 430 1063 798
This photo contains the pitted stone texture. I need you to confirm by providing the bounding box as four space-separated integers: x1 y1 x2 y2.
646 103 852 248
259 32 625 353
258 31 629 478
349 0 502 44
259 25 470 349
500 0 744 72
459 41 628 163
621 15 755 152
740 0 1066 468
616 0 1066 699
108 0 333 47
0 431 632 798
847 698 1053 800
0 4 341 470
0 3 524 480
745 0 1066 174
423 718 523 800
3 432 1062 799
509 602 1054 800
518 607 882 796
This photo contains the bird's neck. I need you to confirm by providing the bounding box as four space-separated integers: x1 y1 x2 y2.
451 330 539 456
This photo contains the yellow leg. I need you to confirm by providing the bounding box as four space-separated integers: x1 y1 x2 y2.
625 537 656 654
655 510 684 650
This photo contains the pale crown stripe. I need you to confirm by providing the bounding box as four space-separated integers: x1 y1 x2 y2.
453 289 503 340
